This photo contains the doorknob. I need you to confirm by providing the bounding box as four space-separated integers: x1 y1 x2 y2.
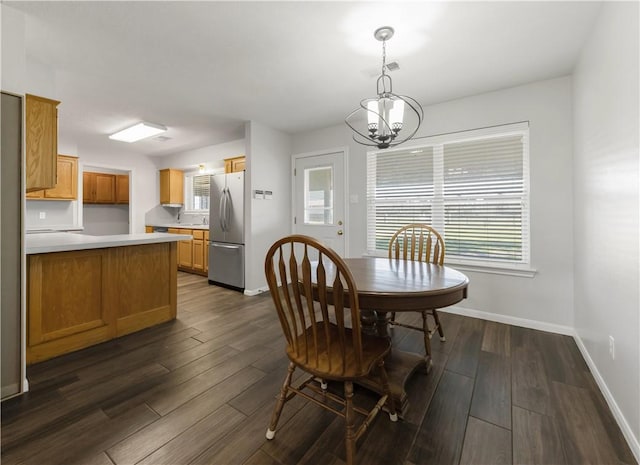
337 230 343 236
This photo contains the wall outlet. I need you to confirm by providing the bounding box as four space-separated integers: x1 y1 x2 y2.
39 212 46 219
609 335 615 360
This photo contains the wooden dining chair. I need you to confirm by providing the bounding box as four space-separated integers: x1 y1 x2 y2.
264 235 397 465
388 224 446 358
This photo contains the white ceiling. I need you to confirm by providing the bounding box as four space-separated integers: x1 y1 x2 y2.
7 1 602 157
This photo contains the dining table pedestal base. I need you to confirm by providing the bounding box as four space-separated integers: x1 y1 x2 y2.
358 347 428 418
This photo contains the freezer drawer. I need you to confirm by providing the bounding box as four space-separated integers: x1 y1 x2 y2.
208 242 244 292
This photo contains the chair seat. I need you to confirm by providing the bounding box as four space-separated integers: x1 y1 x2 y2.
287 322 391 380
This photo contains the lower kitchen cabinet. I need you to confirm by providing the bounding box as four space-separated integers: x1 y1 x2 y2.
166 227 208 276
192 230 205 272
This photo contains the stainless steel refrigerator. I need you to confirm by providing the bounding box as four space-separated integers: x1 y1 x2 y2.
208 171 245 292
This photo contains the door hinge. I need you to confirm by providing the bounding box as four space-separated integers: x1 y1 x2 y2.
294 216 297 224
294 168 296 176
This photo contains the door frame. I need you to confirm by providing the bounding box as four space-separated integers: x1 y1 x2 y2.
291 147 350 257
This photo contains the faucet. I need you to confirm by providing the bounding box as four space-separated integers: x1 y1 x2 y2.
203 216 208 225
177 212 181 224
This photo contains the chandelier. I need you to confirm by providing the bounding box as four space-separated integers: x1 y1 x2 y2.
345 26 424 150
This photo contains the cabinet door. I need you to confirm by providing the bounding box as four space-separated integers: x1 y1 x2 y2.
83 172 94 203
231 158 245 172
44 155 77 199
192 239 205 271
145 226 154 233
94 174 116 203
159 169 184 205
116 175 129 204
26 190 44 199
25 94 60 192
175 229 193 269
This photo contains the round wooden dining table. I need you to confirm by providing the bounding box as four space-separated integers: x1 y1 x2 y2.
337 257 469 416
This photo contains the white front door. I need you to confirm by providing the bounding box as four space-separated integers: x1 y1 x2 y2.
293 150 347 256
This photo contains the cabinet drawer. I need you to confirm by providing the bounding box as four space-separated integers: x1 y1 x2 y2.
192 230 204 240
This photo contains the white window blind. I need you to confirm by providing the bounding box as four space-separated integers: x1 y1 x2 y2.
366 148 434 252
367 125 530 266
185 174 210 211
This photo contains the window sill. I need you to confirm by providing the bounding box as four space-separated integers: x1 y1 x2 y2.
361 252 537 278
444 259 536 278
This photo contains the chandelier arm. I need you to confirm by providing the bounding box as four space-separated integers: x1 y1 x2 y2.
345 109 377 142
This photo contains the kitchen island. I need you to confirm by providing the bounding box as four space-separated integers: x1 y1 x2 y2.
26 232 191 364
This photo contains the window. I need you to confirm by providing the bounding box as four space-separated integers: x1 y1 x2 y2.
184 173 211 212
366 122 530 267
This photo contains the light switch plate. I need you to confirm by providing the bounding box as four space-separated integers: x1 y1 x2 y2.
39 212 46 219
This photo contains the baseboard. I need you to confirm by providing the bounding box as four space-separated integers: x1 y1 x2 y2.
244 286 268 297
573 334 640 462
440 305 575 336
1 383 21 400
441 304 640 462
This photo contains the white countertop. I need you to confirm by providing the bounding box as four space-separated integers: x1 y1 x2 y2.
26 232 192 254
147 223 210 230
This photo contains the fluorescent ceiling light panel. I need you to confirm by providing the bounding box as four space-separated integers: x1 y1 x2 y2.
109 122 167 143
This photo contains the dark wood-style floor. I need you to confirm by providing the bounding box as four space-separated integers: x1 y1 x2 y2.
1 272 636 465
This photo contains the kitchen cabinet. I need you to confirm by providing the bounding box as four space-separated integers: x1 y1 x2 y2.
160 169 184 205
192 230 205 272
116 174 129 204
83 172 116 204
169 228 193 269
145 226 154 233
26 155 78 200
224 156 245 174
166 226 208 276
25 94 60 192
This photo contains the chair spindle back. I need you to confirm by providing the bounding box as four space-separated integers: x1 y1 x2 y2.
388 224 445 265
265 235 365 377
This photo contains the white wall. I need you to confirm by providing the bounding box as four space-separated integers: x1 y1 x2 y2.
244 121 292 293
573 1 640 451
82 204 129 235
293 76 575 329
1 5 26 94
155 139 245 171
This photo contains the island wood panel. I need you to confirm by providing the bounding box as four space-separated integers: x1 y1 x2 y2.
113 243 177 337
26 243 178 364
27 250 114 364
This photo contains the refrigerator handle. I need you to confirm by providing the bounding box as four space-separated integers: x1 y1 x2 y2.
224 188 232 231
219 188 227 231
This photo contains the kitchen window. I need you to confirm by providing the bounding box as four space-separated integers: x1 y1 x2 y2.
184 173 211 212
366 122 531 272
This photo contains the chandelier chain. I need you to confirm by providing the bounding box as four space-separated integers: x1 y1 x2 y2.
381 39 387 76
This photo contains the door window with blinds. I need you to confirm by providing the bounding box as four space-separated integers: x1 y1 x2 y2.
366 123 530 266
184 173 211 212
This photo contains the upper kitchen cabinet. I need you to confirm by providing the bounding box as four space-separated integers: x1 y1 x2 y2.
26 155 78 200
83 172 116 204
115 174 129 204
224 156 245 173
25 94 60 192
160 169 183 206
